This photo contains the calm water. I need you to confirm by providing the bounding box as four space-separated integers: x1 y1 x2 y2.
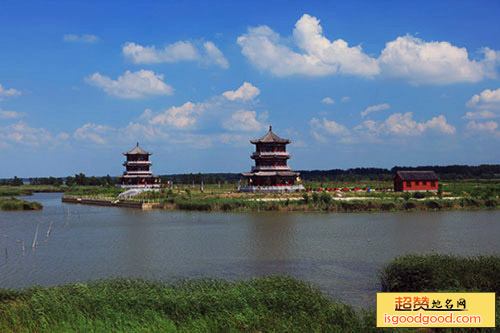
0 193 499 308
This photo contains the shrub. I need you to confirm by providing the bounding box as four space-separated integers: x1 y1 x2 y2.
302 193 309 203
404 201 417 210
320 192 332 204
425 200 441 209
412 192 426 199
380 254 500 295
380 202 395 211
312 192 319 203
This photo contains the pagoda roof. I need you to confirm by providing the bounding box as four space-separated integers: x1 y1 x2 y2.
123 142 152 155
396 170 439 181
250 126 291 144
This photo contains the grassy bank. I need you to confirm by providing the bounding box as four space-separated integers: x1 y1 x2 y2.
1 255 499 331
156 194 499 213
0 276 369 332
0 197 43 211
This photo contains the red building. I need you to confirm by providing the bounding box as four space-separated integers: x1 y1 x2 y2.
118 143 160 188
240 126 304 193
394 171 439 192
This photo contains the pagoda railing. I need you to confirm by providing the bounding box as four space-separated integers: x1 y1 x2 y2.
124 161 152 165
238 184 305 193
251 166 291 172
252 151 289 157
123 171 154 175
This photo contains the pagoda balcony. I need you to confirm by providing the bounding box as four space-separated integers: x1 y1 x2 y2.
251 166 291 172
123 161 152 166
251 151 290 158
123 171 153 175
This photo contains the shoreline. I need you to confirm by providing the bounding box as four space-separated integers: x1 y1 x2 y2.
60 194 500 213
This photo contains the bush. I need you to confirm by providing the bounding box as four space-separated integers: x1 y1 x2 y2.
302 193 309 203
412 192 426 199
403 201 417 210
380 202 395 211
320 192 332 204
380 254 500 294
312 192 319 203
425 200 441 209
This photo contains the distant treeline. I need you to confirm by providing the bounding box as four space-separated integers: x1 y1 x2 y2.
1 165 499 186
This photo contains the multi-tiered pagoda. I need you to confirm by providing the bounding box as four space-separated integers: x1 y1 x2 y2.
118 143 160 188
240 126 304 192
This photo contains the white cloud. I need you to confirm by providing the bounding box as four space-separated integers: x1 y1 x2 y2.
466 120 500 137
149 102 204 129
85 70 174 99
223 110 267 131
222 82 260 101
361 103 390 118
0 110 26 119
122 40 229 68
355 112 456 136
310 117 350 142
463 110 498 120
237 14 379 77
203 41 229 69
0 84 21 100
0 121 68 147
466 88 500 109
378 35 500 85
63 34 99 43
321 97 335 104
73 123 115 144
341 96 350 103
237 14 500 84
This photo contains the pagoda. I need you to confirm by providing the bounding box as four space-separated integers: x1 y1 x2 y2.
118 143 160 188
240 126 304 192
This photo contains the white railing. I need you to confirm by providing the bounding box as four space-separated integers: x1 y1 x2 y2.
251 166 291 172
252 151 289 157
124 161 152 165
238 184 305 193
123 171 153 175
115 184 161 189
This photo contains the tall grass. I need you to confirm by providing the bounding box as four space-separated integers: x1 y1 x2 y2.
0 197 43 211
0 276 363 332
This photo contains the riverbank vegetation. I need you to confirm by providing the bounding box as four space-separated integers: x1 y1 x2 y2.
0 276 368 332
1 254 498 331
0 197 43 211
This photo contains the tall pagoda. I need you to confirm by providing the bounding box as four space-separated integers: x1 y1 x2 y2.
118 143 160 188
240 126 304 192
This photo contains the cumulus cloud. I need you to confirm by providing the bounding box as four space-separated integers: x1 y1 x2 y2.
0 84 21 100
466 88 500 109
203 41 229 69
237 14 379 77
361 103 390 118
341 96 350 103
355 112 456 136
463 110 498 120
378 35 500 85
0 121 68 147
223 110 267 131
63 34 99 43
238 14 500 84
123 40 229 68
149 102 204 129
0 110 26 119
321 97 335 104
466 120 500 137
310 117 350 142
85 70 174 99
222 82 260 101
73 123 115 144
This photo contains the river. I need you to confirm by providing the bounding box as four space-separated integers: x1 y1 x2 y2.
0 193 499 308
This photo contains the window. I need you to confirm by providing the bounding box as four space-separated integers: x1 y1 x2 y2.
416 181 420 185
431 181 435 187
423 181 427 185
406 181 411 187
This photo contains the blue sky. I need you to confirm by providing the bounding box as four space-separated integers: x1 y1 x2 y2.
1 0 500 177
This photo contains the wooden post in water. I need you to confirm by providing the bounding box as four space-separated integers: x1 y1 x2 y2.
32 223 40 249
